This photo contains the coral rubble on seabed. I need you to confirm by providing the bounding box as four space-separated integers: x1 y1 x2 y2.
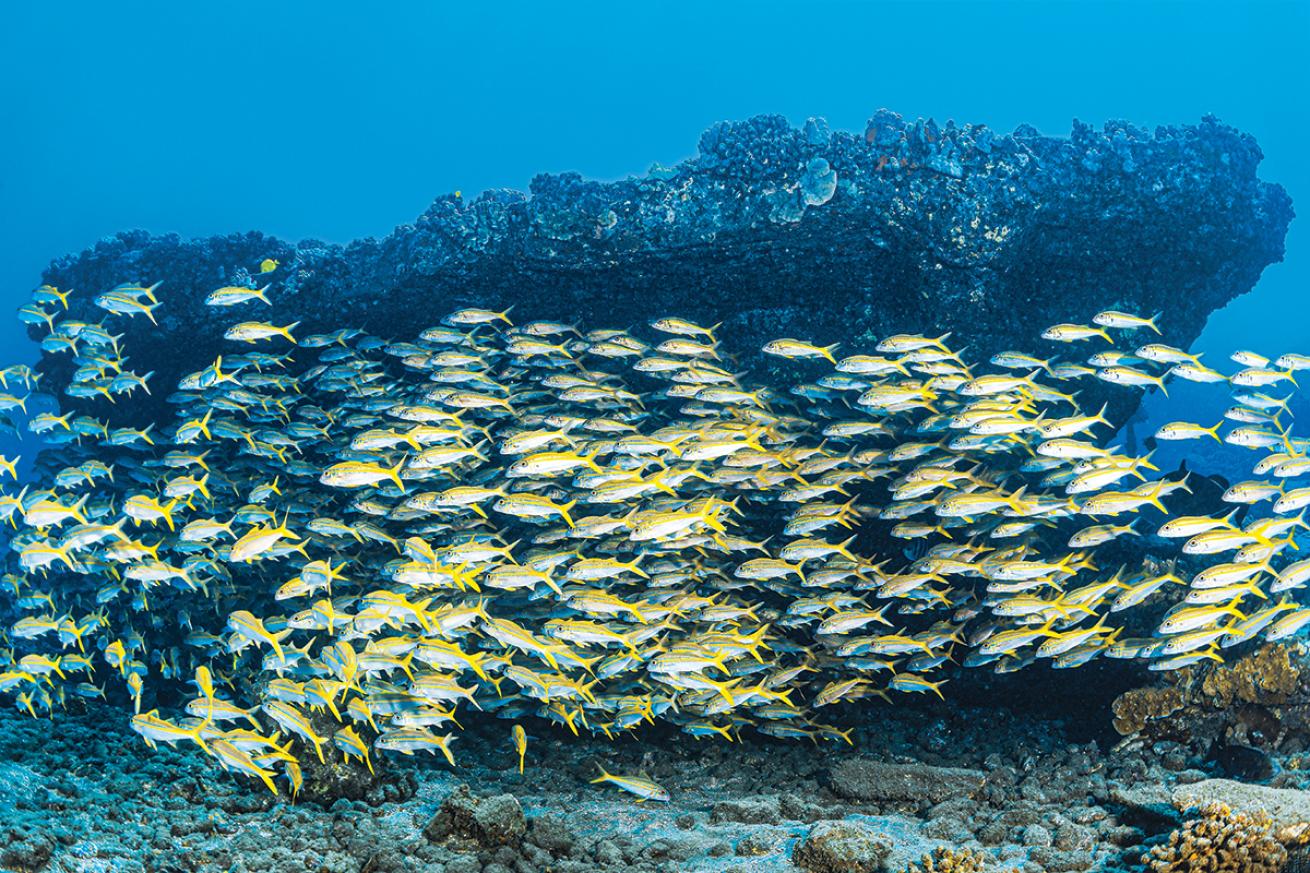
13 692 1310 873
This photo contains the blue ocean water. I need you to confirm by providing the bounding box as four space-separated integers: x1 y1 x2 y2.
1 1 1305 480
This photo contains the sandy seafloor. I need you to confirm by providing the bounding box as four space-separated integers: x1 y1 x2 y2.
0 694 1237 873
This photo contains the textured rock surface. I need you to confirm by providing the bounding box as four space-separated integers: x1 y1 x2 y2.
32 111 1292 428
829 760 988 804
0 696 1260 872
424 784 527 848
793 820 893 873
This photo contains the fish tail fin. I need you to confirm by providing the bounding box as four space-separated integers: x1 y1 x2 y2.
257 285 272 305
271 628 293 662
71 493 89 524
160 498 179 531
710 677 741 706
821 343 840 364
388 459 407 493
1148 311 1163 334
256 768 279 796
589 764 611 784
187 724 210 754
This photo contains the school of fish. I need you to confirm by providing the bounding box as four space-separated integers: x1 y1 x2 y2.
2 267 1309 802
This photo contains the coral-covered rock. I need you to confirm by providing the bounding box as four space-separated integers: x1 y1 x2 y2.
1112 686 1187 736
1112 644 1309 748
1173 781 1310 845
1146 801 1288 871
1202 644 1303 709
32 112 1292 433
423 785 526 848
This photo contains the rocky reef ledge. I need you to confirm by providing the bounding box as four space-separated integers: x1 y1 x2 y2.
36 110 1291 425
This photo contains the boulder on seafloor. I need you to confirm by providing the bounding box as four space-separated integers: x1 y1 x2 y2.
1172 779 1310 844
32 111 1292 431
710 794 784 824
793 820 894 873
1108 784 1183 832
828 759 988 804
423 784 527 849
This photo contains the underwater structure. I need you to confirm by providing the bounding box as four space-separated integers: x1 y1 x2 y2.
0 111 1302 873
34 111 1291 428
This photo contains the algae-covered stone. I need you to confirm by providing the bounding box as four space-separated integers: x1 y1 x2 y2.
527 813 575 856
0 830 54 873
710 795 782 824
424 785 526 848
792 821 892 873
472 794 527 847
828 759 987 804
736 830 785 857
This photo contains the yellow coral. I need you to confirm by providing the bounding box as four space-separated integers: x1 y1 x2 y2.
902 847 1003 873
1112 644 1304 737
1145 802 1288 873
1112 685 1186 736
1201 644 1302 709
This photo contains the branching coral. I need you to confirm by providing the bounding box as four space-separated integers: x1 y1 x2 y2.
1145 802 1287 873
